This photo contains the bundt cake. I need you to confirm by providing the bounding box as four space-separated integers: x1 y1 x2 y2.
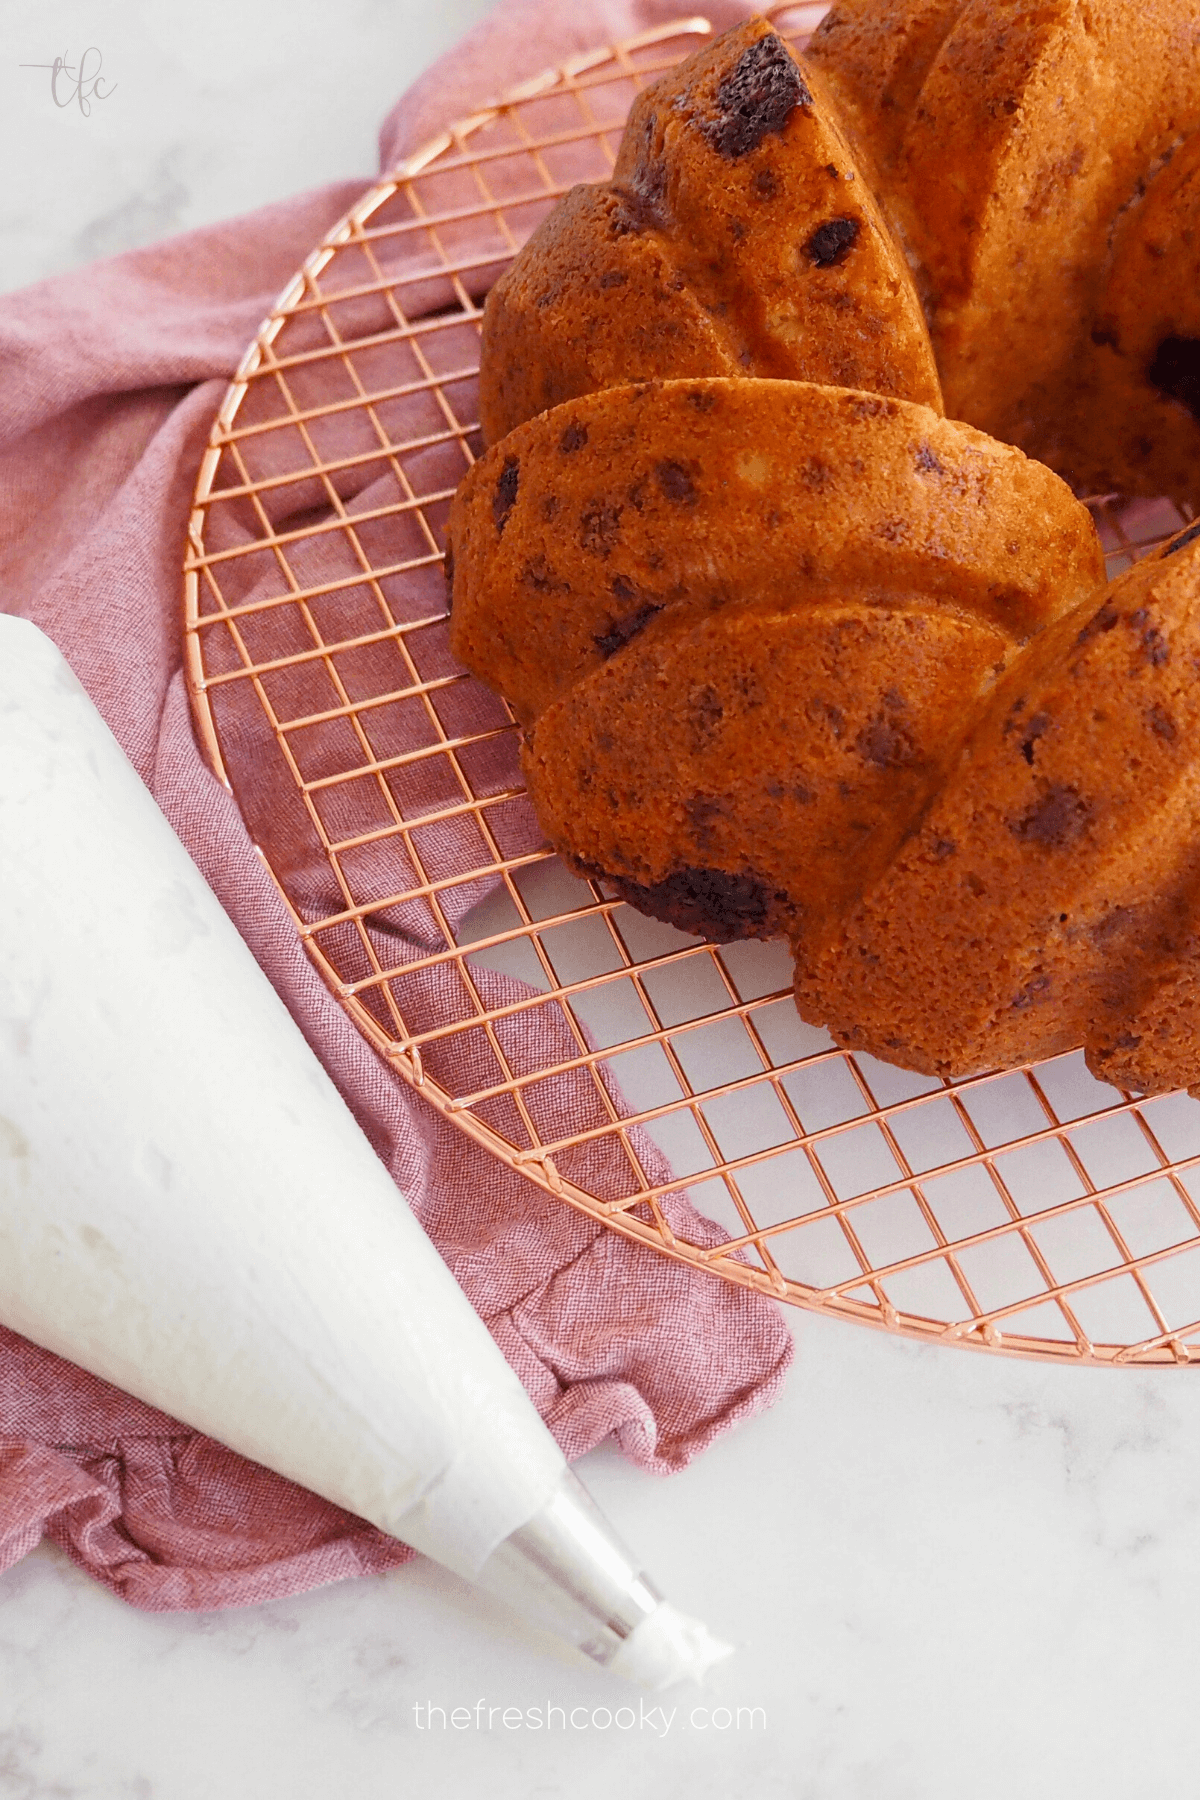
445 4 1200 1095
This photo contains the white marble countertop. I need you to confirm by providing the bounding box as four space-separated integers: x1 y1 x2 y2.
4 3 1200 1795
7 1317 1200 1798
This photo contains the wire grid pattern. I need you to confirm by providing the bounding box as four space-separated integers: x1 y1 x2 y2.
184 7 1200 1366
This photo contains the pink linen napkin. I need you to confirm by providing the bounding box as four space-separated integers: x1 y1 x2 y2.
0 0 792 1611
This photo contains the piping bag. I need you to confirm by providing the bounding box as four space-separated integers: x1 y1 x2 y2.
0 617 731 1689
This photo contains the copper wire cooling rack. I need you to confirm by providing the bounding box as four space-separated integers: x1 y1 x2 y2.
184 6 1200 1367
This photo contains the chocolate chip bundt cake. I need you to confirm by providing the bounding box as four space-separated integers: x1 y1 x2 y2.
448 379 1105 944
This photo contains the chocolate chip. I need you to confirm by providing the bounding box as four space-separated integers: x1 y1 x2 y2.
523 555 561 592
559 422 588 451
689 684 724 737
931 838 957 860
687 389 718 412
1019 711 1052 764
608 188 657 236
1148 702 1178 741
855 712 916 768
850 396 896 420
809 698 845 738
593 602 662 658
632 159 668 212
580 501 623 555
804 217 861 268
767 779 815 804
601 864 776 941
752 167 780 200
1011 973 1052 1011
914 442 945 477
656 460 697 504
627 112 668 214
1010 784 1093 848
685 794 726 849
492 457 519 532
1124 608 1169 663
697 33 811 160
597 270 627 289
1075 600 1119 645
1163 519 1200 558
1149 335 1200 421
1091 906 1134 945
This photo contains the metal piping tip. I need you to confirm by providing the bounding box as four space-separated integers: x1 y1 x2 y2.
475 1469 734 1689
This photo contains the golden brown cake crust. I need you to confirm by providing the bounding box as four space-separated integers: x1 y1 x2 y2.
813 0 1200 504
448 378 1105 730
794 530 1200 1087
805 0 968 172
1068 133 1200 505
476 185 743 445
448 377 1104 946
478 17 941 445
484 6 1200 502
523 595 1007 943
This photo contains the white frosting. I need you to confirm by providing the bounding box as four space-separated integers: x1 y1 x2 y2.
609 1602 735 1691
0 618 566 1579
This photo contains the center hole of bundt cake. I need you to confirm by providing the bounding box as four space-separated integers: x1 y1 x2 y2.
1149 336 1200 422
